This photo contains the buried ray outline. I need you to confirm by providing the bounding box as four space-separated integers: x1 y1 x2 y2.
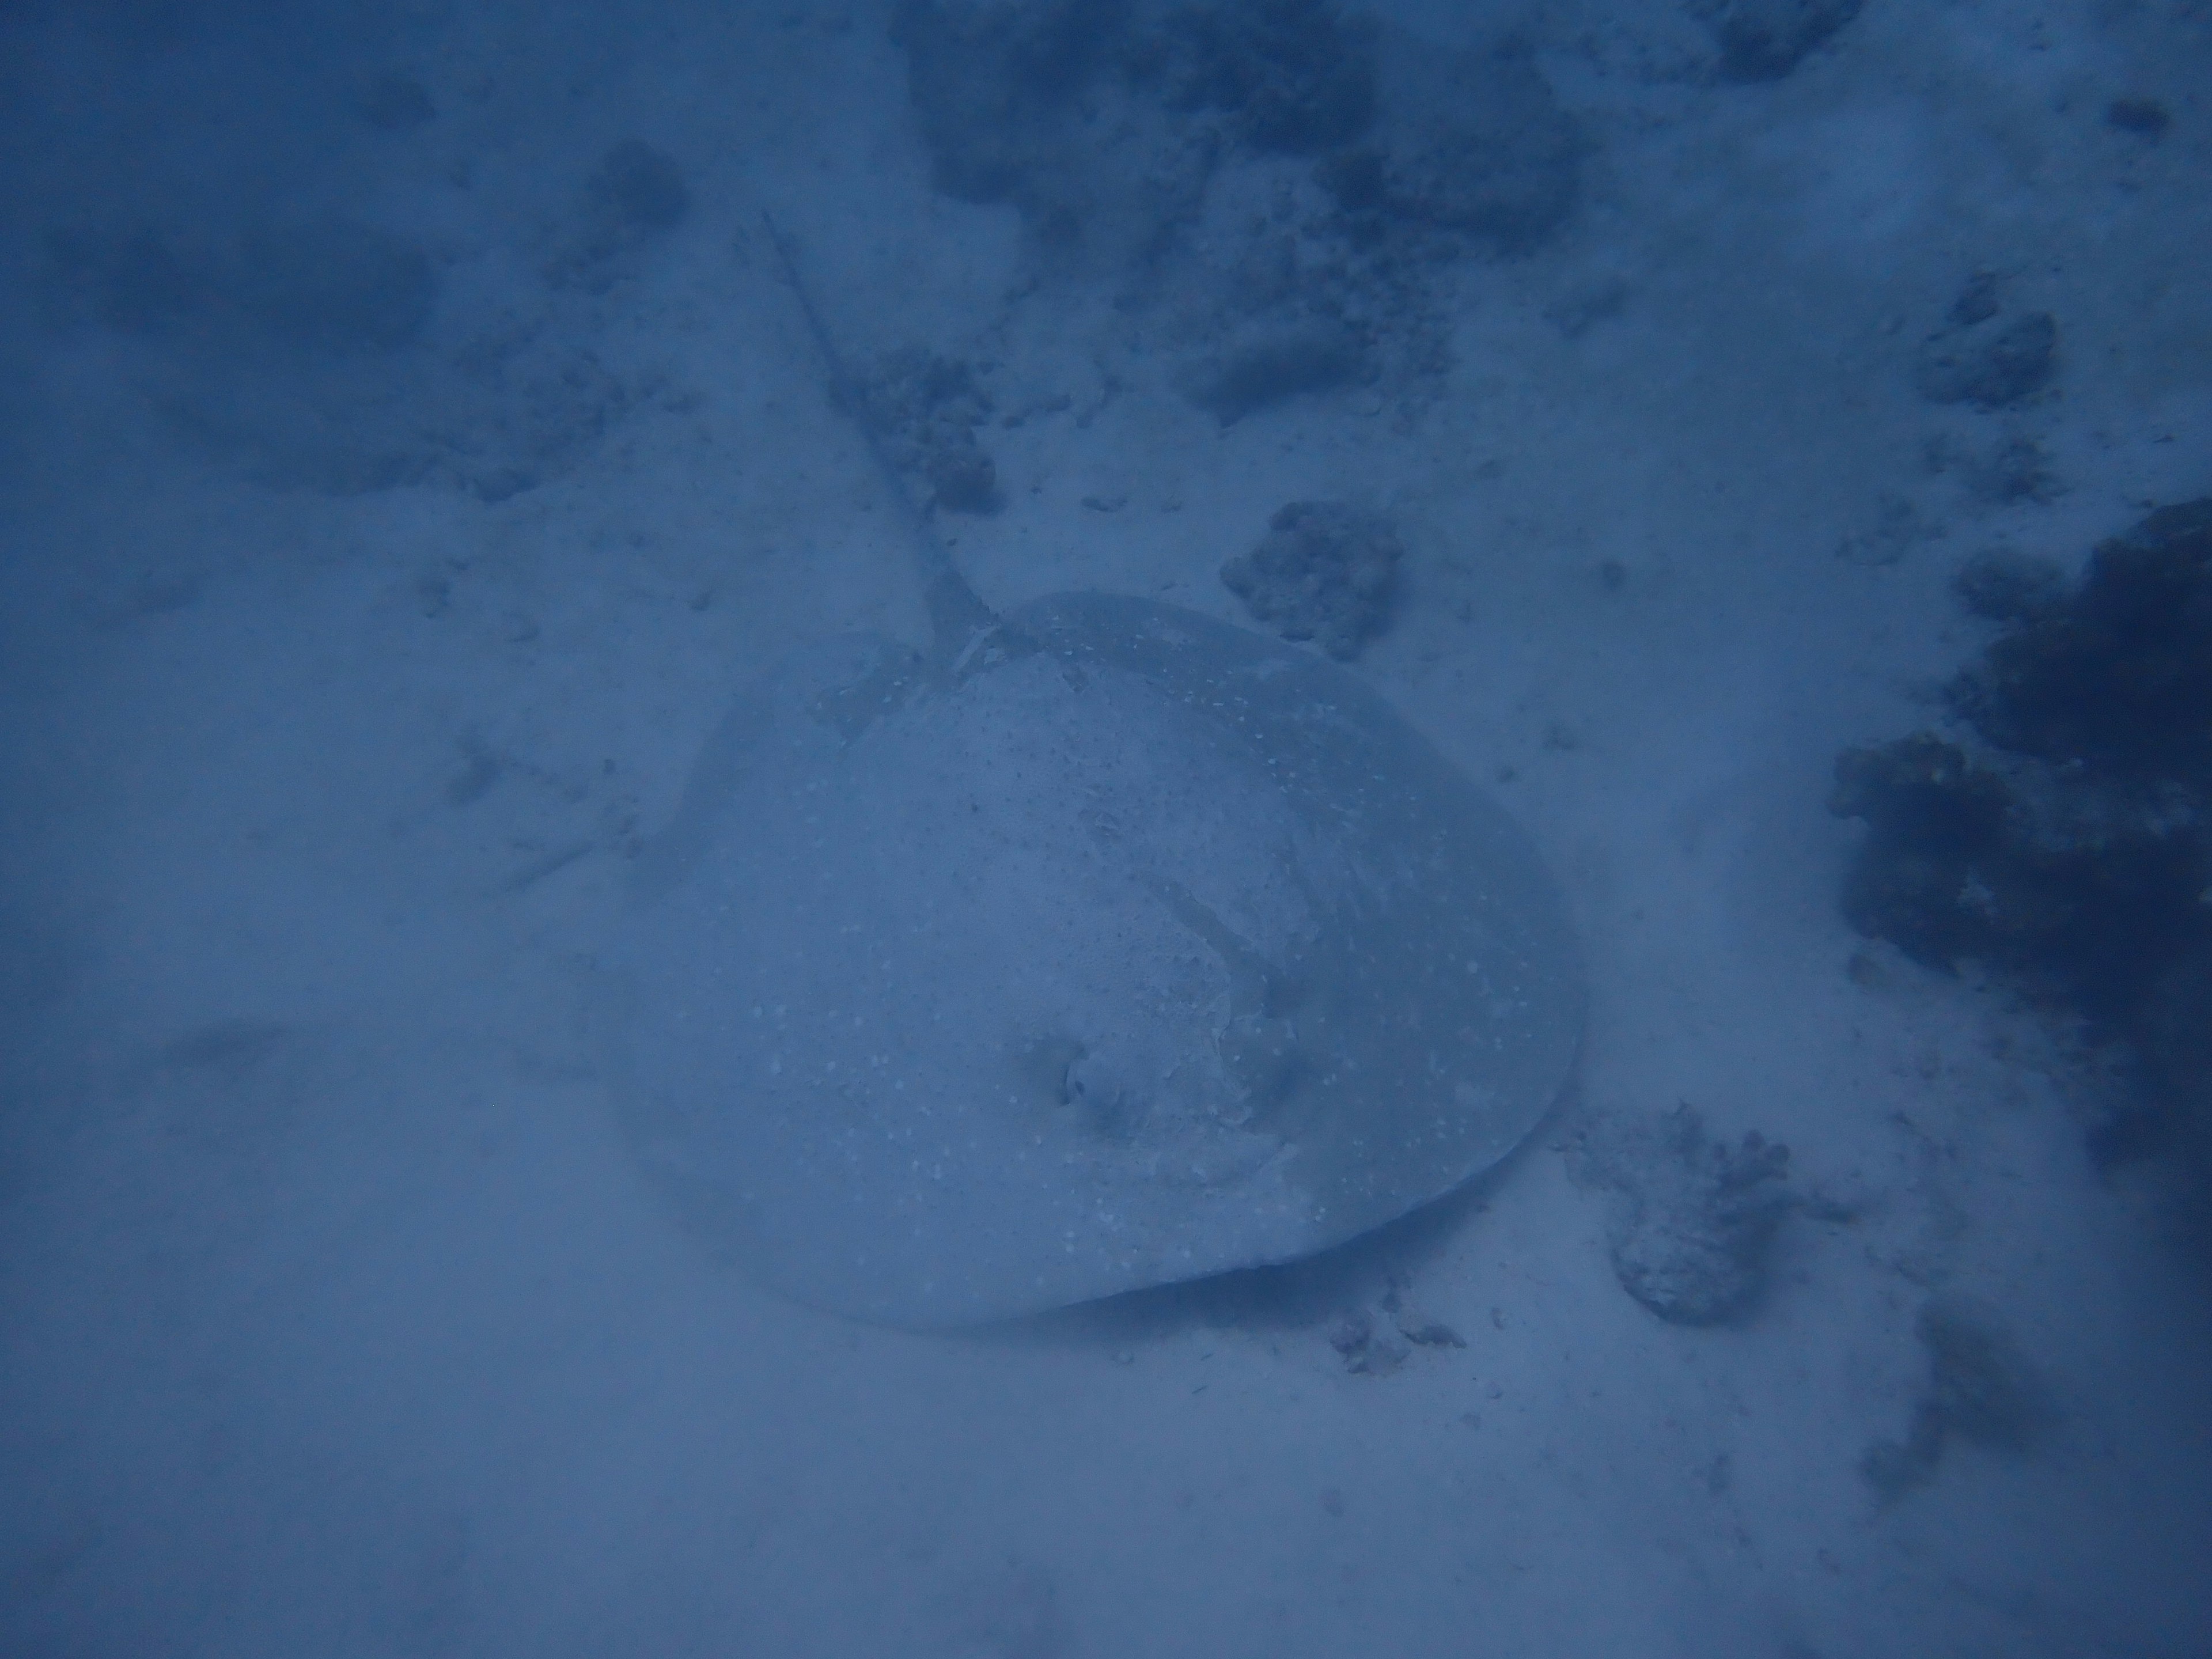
600 214 1584 1326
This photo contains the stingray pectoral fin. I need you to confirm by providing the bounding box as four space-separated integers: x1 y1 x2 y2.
628 632 917 906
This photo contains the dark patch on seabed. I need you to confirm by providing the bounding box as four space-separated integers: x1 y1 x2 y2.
1832 501 2212 1200
891 0 1585 425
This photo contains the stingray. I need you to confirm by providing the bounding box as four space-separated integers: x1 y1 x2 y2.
604 219 1584 1327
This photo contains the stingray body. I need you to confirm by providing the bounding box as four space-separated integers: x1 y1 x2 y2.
605 222 1583 1327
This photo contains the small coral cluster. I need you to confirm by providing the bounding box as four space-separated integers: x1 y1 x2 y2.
1220 499 1401 660
854 347 1002 514
1570 1103 1802 1326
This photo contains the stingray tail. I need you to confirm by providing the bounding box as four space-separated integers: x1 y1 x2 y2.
759 211 998 662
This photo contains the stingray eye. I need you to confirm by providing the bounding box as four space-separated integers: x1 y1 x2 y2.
1011 1033 1088 1111
1062 1052 1116 1110
1063 1052 1143 1142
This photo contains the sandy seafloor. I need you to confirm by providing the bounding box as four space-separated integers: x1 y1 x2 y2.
2 2 2210 1655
